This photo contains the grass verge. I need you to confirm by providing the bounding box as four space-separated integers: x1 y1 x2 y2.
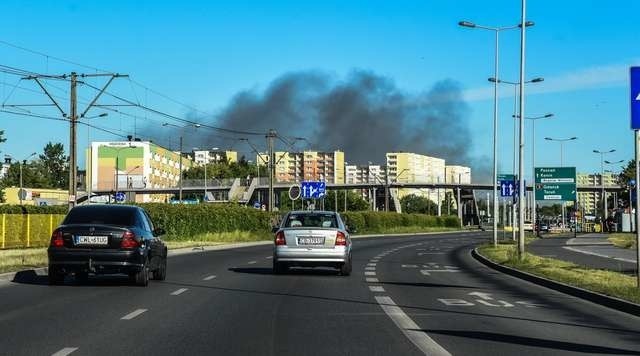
608 233 637 249
478 243 640 304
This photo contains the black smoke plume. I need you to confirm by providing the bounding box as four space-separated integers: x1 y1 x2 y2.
148 70 490 181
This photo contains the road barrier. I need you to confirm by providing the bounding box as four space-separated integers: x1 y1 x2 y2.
0 214 66 249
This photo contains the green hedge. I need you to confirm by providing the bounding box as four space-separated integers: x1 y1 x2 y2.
136 203 278 241
0 205 68 214
341 211 460 233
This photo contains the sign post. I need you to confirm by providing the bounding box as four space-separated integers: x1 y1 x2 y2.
630 66 640 287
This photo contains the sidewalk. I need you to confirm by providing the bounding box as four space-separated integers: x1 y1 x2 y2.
528 233 637 274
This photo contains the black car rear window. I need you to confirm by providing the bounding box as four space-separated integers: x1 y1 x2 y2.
63 206 137 227
285 213 338 228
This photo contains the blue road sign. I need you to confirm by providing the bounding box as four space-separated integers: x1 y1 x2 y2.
301 181 326 199
631 67 640 129
500 180 515 197
115 192 126 202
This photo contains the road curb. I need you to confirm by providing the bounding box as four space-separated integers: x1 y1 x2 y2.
471 248 640 317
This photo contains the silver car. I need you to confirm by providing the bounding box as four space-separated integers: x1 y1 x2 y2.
273 211 352 275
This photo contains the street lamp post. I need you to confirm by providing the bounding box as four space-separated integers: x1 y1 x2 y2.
544 137 578 167
514 113 554 235
459 19 534 247
18 152 37 205
489 77 543 240
593 149 616 220
163 123 200 203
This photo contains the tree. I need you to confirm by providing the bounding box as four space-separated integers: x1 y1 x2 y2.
400 194 438 215
39 142 69 189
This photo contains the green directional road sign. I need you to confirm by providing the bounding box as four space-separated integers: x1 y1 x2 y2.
534 167 576 201
535 183 576 201
497 173 516 183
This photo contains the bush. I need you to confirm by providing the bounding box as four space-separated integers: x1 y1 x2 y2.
341 211 460 234
136 203 278 241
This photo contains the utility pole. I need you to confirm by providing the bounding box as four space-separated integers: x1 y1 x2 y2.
179 135 183 202
267 129 276 212
24 71 126 211
69 73 78 211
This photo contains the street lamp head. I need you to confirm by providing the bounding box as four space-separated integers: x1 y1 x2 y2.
458 21 476 28
98 113 108 118
544 113 554 118
530 77 544 83
488 77 498 83
570 137 577 140
162 123 169 127
518 21 535 28
544 137 552 141
194 124 201 128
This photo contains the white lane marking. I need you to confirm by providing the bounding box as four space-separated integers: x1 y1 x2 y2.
248 261 257 265
203 275 217 281
365 271 376 276
266 256 273 259
121 309 147 320
51 347 79 356
402 264 419 268
365 266 376 271
375 296 452 356
369 286 385 292
420 270 459 276
367 263 377 267
366 277 379 283
563 246 637 263
170 288 188 296
418 253 444 255
371 259 380 263
438 299 475 306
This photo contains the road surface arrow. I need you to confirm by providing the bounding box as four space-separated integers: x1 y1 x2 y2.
468 292 493 300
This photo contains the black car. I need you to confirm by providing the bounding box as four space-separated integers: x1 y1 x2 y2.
47 204 167 286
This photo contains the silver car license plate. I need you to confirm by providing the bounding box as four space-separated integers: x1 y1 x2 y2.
75 235 108 246
298 237 324 245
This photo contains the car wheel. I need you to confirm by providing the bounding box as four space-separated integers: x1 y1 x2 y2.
132 260 149 287
152 257 167 281
340 256 352 276
75 272 89 284
48 266 65 285
273 261 287 274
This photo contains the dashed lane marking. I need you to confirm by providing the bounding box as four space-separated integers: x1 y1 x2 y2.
121 309 147 320
203 275 217 281
369 286 385 292
365 266 376 271
375 296 451 356
170 288 188 296
51 348 78 356
366 277 379 283
248 261 257 265
365 271 376 276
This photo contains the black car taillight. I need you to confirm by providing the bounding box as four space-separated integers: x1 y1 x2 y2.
275 231 286 246
121 231 140 249
50 229 64 247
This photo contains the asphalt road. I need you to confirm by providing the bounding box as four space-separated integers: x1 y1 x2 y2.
1 231 639 356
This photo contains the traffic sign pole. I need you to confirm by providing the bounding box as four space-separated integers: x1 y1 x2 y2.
636 129 640 288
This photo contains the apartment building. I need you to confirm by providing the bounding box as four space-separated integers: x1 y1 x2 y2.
257 150 345 183
87 141 193 203
385 152 448 201
345 164 383 184
577 172 617 215
445 165 472 184
192 149 238 165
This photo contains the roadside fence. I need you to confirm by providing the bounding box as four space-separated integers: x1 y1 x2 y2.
0 214 66 249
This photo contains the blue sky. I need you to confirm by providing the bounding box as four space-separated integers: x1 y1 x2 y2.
0 0 639 181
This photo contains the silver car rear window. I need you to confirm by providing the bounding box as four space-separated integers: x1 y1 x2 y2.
285 214 338 228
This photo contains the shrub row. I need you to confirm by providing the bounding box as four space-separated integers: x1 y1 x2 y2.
0 205 68 214
341 211 460 233
137 203 278 241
